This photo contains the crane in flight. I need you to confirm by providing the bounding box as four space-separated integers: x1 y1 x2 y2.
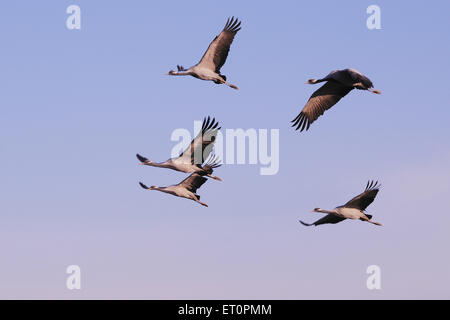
139 157 221 207
166 17 241 90
299 180 382 227
292 69 381 132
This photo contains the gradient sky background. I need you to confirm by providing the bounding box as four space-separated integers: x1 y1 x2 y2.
1 0 449 299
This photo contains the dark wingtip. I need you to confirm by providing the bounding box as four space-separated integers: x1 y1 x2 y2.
291 112 310 132
366 180 381 191
202 116 220 133
224 16 241 33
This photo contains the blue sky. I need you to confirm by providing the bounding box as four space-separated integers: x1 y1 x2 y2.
0 0 449 299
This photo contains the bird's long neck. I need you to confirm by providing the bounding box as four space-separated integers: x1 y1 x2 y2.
307 78 326 84
316 208 338 215
172 71 190 76
147 161 174 169
151 186 170 194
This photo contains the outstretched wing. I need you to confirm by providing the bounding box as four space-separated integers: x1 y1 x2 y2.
344 180 380 211
178 173 208 194
201 154 222 175
178 116 221 165
291 81 353 132
299 215 346 226
197 17 241 73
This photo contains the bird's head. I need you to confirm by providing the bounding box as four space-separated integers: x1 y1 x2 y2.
313 208 321 212
139 159 154 165
139 182 158 191
136 154 152 165
306 79 318 84
166 70 177 75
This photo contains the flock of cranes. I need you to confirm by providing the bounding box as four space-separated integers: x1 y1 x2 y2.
137 117 222 207
139 155 221 208
138 17 383 227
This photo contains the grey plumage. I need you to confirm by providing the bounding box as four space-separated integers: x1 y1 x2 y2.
343 180 380 211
